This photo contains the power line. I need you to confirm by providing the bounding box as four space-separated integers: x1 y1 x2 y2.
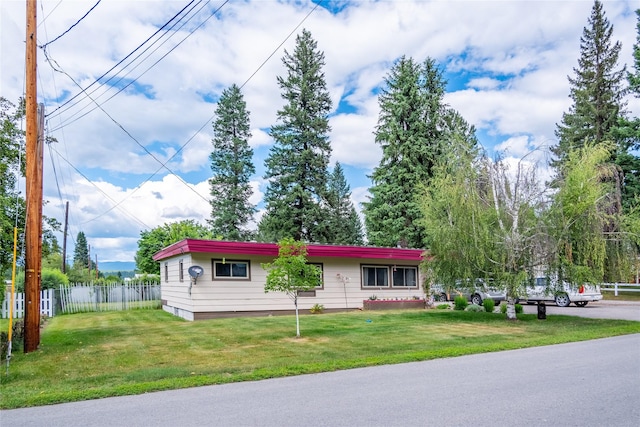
40 0 102 49
47 144 153 230
48 0 213 131
40 0 325 232
45 0 203 122
162 0 326 174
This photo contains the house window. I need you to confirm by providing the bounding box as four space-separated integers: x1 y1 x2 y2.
309 263 324 289
179 259 184 282
362 265 418 288
212 259 250 280
362 265 390 288
392 266 418 288
164 262 169 282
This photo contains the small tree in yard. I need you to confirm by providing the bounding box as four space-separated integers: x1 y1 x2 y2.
262 238 322 337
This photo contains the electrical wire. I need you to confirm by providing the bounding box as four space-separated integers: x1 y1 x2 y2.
39 0 324 232
157 0 326 176
47 144 153 230
47 0 209 131
40 0 102 48
46 0 203 122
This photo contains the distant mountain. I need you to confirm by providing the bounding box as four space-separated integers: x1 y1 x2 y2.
99 261 136 272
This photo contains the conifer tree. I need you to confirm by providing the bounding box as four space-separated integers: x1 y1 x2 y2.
553 0 626 166
614 9 640 214
325 162 364 245
363 57 478 248
73 231 89 268
208 84 256 241
259 29 332 243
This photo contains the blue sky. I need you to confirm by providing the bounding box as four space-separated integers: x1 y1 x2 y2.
1 0 639 267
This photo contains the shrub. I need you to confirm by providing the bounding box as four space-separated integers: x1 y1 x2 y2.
500 303 524 314
483 299 495 313
464 304 484 312
436 303 450 310
41 268 69 289
310 303 324 314
453 295 468 311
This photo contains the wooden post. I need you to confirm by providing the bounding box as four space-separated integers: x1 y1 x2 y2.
62 201 69 273
24 0 42 353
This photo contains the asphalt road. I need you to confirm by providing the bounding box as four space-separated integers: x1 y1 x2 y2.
521 299 640 321
2 333 639 427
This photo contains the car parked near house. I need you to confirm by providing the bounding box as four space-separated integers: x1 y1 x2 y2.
518 277 603 307
433 279 506 306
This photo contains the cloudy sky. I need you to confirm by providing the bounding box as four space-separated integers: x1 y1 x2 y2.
1 0 639 268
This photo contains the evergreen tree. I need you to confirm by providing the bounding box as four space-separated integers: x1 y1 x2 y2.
73 231 89 268
614 9 640 214
363 57 478 248
208 84 256 241
553 0 626 166
258 29 333 243
325 162 364 245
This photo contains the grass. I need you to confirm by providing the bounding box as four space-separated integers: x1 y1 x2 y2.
1 308 639 409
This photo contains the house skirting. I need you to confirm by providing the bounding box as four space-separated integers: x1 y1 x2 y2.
163 304 357 321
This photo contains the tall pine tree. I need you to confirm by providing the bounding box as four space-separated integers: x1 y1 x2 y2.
553 0 626 166
258 29 332 243
363 57 478 248
614 8 640 214
553 1 634 282
73 231 89 268
324 162 364 245
208 84 256 241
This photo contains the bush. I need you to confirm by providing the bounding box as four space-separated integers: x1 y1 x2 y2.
464 304 484 312
436 303 450 310
310 303 324 314
453 295 468 311
500 303 523 314
41 268 69 289
483 299 495 313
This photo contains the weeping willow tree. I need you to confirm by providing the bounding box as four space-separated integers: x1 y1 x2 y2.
547 143 630 285
419 138 548 320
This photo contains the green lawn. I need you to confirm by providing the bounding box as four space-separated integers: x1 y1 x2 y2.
1 308 639 409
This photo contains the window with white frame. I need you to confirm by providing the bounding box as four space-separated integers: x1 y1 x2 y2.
164 262 169 282
179 259 184 282
212 259 250 280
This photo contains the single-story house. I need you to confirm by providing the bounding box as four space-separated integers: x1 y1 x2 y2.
153 239 426 321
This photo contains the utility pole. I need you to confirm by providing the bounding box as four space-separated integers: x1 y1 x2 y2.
62 201 69 273
24 0 43 354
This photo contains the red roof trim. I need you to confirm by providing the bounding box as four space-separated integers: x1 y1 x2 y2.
153 239 425 262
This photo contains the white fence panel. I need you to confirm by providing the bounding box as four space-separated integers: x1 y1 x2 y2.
601 283 640 296
1 289 55 319
58 282 160 314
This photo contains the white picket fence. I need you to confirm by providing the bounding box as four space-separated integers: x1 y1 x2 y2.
1 289 55 319
600 283 640 296
1 283 160 318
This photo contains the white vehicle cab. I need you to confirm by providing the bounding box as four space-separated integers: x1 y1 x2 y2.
521 277 603 307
